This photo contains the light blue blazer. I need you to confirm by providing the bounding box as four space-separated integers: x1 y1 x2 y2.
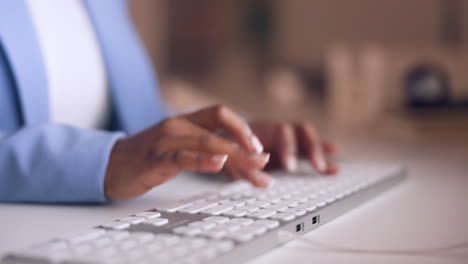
0 0 167 203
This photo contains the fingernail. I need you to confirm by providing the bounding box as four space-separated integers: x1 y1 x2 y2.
315 156 327 172
244 153 270 169
257 153 270 166
250 135 264 154
266 178 275 188
211 154 228 165
255 171 272 187
286 156 298 172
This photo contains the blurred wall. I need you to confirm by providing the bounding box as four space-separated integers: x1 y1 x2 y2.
131 0 468 74
130 0 168 77
273 0 468 68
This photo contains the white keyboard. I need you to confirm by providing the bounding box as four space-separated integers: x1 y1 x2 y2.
1 163 406 264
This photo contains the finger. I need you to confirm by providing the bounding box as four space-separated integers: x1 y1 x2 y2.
157 134 270 169
276 123 298 172
227 166 272 188
295 122 327 173
184 105 263 154
322 142 339 155
156 150 229 173
324 162 339 175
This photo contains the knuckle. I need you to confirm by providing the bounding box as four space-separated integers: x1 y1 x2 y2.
212 104 230 117
159 118 179 132
298 121 310 129
278 122 293 135
301 122 317 136
152 137 170 153
172 150 184 163
198 134 214 146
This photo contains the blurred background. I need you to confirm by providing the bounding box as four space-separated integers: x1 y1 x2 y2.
129 0 468 145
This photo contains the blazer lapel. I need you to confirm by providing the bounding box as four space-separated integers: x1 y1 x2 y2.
83 0 167 134
0 0 49 125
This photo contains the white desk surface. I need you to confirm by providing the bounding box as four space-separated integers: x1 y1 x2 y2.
1 136 467 264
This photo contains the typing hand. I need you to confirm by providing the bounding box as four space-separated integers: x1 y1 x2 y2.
104 105 269 200
223 121 338 182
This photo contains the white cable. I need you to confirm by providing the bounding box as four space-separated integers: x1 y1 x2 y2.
278 231 468 258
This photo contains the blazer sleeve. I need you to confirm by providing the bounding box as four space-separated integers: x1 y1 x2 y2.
0 124 125 203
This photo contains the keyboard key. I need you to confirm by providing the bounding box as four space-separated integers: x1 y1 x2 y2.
101 221 130 230
316 200 327 208
280 208 306 216
68 229 106 244
200 204 234 215
187 221 204 228
223 209 248 217
213 240 235 253
95 246 119 257
200 222 217 230
226 232 254 242
220 200 246 206
228 218 254 226
270 213 295 221
203 216 230 224
196 246 219 260
157 200 194 212
288 196 308 203
106 230 129 241
145 243 163 253
145 217 169 226
252 219 280 229
179 201 219 214
247 209 276 219
117 239 138 250
73 244 94 254
237 225 267 236
154 234 180 245
235 205 259 212
173 226 201 236
276 199 298 207
126 248 148 261
219 181 251 196
263 196 281 203
180 238 208 249
222 224 241 232
187 221 216 230
209 225 232 233
92 237 113 247
157 201 194 213
134 211 161 219
326 196 336 204
170 245 191 258
130 232 155 243
262 204 287 211
247 200 270 207
234 196 257 203
293 203 317 212
199 229 227 239
118 216 146 224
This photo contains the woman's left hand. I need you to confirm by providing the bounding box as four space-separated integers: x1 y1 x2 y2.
224 120 338 187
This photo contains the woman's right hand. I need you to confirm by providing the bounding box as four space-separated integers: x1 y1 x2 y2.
104 105 270 200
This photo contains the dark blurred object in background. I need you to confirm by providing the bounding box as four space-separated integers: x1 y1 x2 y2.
405 64 451 107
